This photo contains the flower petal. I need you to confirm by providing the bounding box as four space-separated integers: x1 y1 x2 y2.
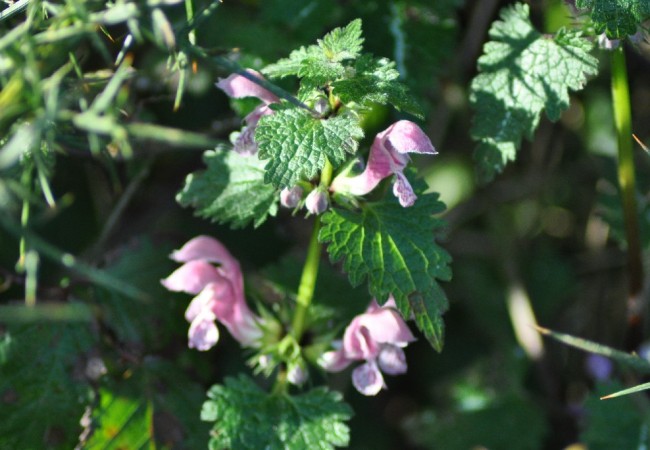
357 306 416 347
380 120 436 156
392 172 417 207
170 235 237 267
352 360 386 396
188 310 219 351
377 344 408 375
320 348 353 372
161 260 221 294
216 69 279 105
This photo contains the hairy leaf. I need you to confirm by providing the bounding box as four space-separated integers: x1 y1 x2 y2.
470 3 598 181
331 55 423 118
201 375 352 449
262 20 363 81
576 0 650 38
91 238 179 348
177 148 279 229
319 193 452 350
0 324 94 449
256 107 363 187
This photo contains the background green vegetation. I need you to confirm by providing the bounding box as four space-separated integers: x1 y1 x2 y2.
2 0 650 448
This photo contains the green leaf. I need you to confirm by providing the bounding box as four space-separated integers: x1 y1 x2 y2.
537 326 650 374
262 20 362 85
85 388 155 450
582 381 650 449
319 193 452 350
85 359 210 449
0 324 94 449
576 0 650 39
262 46 322 79
91 238 179 348
318 19 364 62
177 148 279 229
470 3 598 181
331 55 424 118
201 375 352 450
256 107 363 188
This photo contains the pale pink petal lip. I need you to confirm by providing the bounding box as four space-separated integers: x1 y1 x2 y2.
377 345 408 375
216 69 279 105
188 311 219 351
319 347 353 372
352 361 386 396
160 260 221 294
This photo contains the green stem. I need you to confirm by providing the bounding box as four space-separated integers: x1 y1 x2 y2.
291 216 322 341
611 47 643 297
290 160 334 341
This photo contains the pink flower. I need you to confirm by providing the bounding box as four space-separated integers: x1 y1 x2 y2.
161 236 262 350
320 297 416 396
330 120 436 207
216 69 279 155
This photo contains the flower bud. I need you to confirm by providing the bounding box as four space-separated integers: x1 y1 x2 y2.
314 98 329 115
287 362 308 385
280 186 303 208
305 189 329 215
598 33 620 50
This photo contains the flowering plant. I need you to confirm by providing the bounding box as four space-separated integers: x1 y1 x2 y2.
169 19 451 447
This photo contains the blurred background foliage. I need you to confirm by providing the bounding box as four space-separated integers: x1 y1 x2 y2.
2 0 650 448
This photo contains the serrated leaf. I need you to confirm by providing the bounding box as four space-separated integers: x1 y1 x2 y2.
331 55 424 118
86 388 155 450
537 326 650 373
177 148 279 229
470 3 598 181
256 107 363 188
582 382 650 449
91 238 178 348
318 19 364 62
201 375 352 450
262 20 363 84
85 359 209 449
319 193 452 350
0 324 94 449
576 0 650 39
262 46 322 79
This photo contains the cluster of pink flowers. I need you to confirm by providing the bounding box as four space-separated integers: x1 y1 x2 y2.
162 235 416 395
161 236 262 351
217 70 436 212
320 297 416 396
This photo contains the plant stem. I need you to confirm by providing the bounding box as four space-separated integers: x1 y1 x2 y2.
291 160 333 341
291 216 322 341
611 47 643 298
